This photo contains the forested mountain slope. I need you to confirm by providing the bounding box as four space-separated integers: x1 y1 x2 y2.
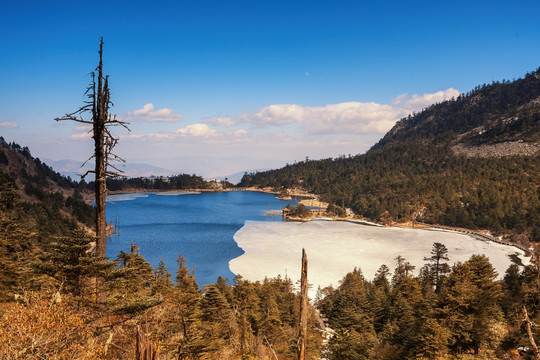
0 137 94 229
240 68 540 242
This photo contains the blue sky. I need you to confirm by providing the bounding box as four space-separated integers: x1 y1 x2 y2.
1 0 539 177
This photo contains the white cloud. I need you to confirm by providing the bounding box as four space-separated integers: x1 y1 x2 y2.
0 121 18 128
235 88 461 135
234 129 248 137
70 132 92 140
122 103 183 123
175 123 217 137
303 102 401 134
237 102 400 134
75 125 92 131
91 88 461 176
205 117 237 127
238 104 305 126
116 124 250 146
393 88 461 112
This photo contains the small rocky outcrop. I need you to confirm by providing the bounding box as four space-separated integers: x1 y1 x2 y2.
452 141 540 158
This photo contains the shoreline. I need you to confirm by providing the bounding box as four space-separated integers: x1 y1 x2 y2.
103 188 533 256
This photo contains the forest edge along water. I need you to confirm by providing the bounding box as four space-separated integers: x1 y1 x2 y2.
106 190 530 292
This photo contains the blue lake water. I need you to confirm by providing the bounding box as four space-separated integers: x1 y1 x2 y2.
106 191 298 286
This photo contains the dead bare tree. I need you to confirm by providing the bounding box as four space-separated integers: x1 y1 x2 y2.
298 248 308 360
522 305 540 359
136 326 159 360
56 37 129 303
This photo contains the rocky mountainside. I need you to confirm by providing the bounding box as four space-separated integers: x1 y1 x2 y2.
239 68 540 243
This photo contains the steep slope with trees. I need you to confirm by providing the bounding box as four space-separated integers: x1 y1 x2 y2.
239 68 540 243
0 137 94 228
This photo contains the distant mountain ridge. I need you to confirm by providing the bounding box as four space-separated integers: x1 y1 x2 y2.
43 158 174 180
240 67 540 243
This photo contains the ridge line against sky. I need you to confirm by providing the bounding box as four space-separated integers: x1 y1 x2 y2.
1 0 539 178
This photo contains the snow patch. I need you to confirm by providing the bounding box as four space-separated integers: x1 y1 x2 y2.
230 221 529 297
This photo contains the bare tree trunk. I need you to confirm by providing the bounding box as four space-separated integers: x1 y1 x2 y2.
523 305 540 359
56 37 129 307
94 40 108 305
298 248 308 360
136 326 159 360
94 41 107 257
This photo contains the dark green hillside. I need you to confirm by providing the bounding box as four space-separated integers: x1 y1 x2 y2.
0 138 99 298
0 137 94 228
239 68 540 242
375 68 540 148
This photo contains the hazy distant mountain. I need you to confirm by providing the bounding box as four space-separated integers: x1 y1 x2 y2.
212 169 271 185
240 67 540 241
43 159 174 180
133 155 286 180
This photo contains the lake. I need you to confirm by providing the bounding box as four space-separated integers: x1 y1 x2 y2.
106 190 298 286
107 190 529 293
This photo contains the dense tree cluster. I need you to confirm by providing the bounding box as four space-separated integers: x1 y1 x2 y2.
0 172 86 301
240 144 540 240
1 232 322 359
101 173 209 191
285 203 313 218
317 243 540 359
239 69 540 241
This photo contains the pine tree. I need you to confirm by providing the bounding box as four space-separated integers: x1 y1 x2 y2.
152 257 174 296
413 318 451 359
443 255 503 354
423 242 451 292
232 275 261 355
173 254 205 359
0 181 29 299
34 228 113 298
392 256 415 288
109 243 161 314
325 329 378 360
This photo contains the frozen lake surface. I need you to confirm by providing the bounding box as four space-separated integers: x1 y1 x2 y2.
230 220 529 296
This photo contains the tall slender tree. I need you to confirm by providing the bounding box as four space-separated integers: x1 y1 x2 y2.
56 37 129 257
423 242 451 292
56 37 129 304
298 248 308 360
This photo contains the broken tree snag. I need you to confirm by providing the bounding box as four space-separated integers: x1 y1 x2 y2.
136 326 159 360
55 37 130 306
298 248 308 360
56 37 129 258
522 305 540 359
